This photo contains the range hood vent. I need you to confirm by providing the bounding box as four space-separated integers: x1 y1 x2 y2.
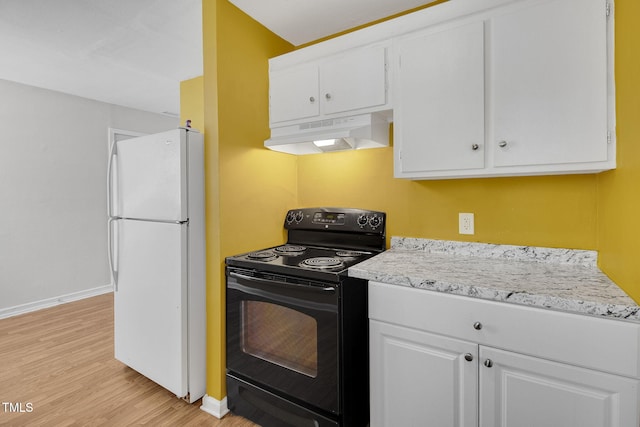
265 113 390 155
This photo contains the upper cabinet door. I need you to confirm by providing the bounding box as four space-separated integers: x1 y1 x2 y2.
320 45 388 115
394 20 485 177
268 43 390 126
269 63 320 124
491 0 609 167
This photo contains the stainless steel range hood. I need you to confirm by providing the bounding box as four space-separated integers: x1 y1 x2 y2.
265 113 390 155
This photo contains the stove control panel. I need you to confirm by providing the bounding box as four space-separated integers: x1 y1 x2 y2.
284 207 385 234
312 212 345 225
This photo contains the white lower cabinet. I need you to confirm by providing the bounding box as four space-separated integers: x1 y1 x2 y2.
370 321 478 427
369 282 640 427
480 347 639 427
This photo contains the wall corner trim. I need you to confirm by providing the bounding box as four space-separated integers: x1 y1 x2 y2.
200 395 229 419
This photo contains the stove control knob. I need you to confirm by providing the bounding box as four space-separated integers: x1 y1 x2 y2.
294 210 304 223
369 215 382 229
286 211 296 224
357 214 369 228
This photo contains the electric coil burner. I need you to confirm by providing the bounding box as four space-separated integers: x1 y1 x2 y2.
225 207 386 427
300 257 344 270
274 244 307 254
246 251 277 261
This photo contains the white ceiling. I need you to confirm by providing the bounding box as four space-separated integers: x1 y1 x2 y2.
0 0 434 116
0 0 203 116
228 0 438 46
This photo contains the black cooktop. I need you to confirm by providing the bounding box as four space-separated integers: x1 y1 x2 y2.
226 244 377 282
225 207 386 282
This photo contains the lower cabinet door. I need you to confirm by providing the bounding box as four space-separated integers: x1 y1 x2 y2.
370 320 478 427
480 347 640 427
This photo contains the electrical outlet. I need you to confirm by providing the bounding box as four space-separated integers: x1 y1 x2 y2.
459 213 475 235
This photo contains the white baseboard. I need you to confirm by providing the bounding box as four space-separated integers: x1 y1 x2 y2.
0 284 113 319
200 394 229 419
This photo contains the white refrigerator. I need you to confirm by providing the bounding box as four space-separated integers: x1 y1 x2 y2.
107 127 205 403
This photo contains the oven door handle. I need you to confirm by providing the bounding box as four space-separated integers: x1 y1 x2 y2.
229 271 336 293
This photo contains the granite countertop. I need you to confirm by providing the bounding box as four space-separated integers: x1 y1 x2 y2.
349 237 640 323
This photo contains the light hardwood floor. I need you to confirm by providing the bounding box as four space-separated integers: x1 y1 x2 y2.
0 293 257 426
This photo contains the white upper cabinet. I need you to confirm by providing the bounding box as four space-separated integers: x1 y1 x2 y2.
394 20 485 176
269 43 390 126
321 45 387 116
269 63 320 124
393 0 615 179
491 0 609 169
266 0 614 177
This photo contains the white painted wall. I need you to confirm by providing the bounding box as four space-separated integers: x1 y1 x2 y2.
0 79 178 316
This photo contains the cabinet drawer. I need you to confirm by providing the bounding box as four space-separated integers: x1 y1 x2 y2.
369 281 640 378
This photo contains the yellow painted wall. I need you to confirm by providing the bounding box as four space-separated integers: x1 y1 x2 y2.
189 0 640 407
201 0 223 400
180 76 204 131
597 0 640 301
297 139 598 250
200 0 296 401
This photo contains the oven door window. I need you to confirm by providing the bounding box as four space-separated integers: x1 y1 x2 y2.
242 301 318 378
226 270 339 414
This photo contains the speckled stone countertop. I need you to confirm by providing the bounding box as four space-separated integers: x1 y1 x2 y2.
349 237 640 322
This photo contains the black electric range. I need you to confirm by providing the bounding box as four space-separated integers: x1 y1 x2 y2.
225 207 386 427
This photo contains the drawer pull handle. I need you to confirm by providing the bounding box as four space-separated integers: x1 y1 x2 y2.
484 359 494 368
309 96 315 103
473 322 483 330
498 140 508 148
472 144 479 151
464 353 474 362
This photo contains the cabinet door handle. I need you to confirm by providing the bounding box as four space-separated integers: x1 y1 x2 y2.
325 93 332 100
498 140 508 148
464 353 474 362
471 144 479 151
473 322 483 330
309 96 315 103
484 359 494 368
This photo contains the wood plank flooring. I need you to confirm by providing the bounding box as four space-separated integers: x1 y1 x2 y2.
0 293 257 426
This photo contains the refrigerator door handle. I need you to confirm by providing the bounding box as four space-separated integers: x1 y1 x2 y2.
118 217 189 225
107 140 117 218
108 217 118 290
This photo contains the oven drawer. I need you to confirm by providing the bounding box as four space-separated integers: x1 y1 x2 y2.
227 374 339 427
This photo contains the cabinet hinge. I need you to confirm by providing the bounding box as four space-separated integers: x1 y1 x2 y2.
398 149 402 160
607 131 612 144
606 2 611 17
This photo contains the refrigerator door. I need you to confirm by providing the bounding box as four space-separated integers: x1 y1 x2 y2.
113 219 188 398
111 128 187 222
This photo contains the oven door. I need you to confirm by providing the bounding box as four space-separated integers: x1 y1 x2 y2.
226 267 340 414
